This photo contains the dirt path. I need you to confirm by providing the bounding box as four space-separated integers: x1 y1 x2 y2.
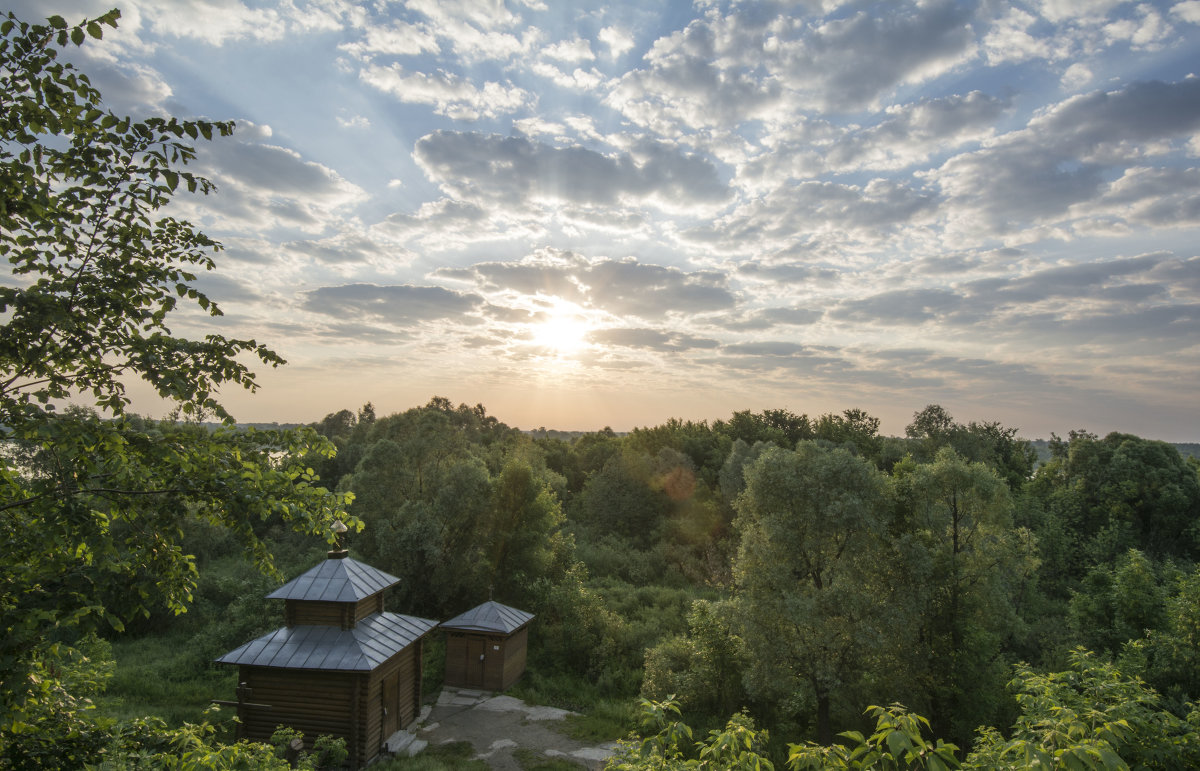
395 687 620 770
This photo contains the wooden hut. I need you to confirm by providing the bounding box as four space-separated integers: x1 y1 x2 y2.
439 600 534 691
216 551 436 768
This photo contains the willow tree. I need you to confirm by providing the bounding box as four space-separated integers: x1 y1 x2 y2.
732 442 892 743
892 447 1039 745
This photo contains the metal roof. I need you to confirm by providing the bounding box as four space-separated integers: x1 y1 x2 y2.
439 601 534 634
215 612 437 671
266 555 400 602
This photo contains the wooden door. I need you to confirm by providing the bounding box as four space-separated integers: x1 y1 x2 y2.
381 671 399 737
466 637 486 688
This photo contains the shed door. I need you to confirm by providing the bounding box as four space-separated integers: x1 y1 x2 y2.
381 671 399 738
466 637 486 688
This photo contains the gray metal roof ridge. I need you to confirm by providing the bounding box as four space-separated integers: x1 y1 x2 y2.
439 600 534 634
265 556 401 602
214 612 437 671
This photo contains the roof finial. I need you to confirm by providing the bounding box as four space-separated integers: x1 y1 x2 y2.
329 519 349 559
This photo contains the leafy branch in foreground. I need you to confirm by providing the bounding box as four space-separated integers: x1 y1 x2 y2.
0 10 356 767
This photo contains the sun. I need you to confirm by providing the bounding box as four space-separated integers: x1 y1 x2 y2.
529 304 592 356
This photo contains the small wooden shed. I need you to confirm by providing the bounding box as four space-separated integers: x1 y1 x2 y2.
439 600 534 691
216 551 436 768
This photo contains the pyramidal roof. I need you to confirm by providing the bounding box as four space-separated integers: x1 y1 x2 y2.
439 600 534 634
266 554 400 603
215 612 437 671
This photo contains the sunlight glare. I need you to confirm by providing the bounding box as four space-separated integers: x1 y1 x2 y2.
530 304 591 357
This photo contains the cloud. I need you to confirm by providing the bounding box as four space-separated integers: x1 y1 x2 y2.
723 306 824 331
685 178 935 255
301 283 483 325
931 78 1200 236
434 249 737 319
403 0 530 62
413 131 729 211
1174 1 1200 24
183 122 366 234
588 327 720 352
735 262 841 284
831 288 967 325
983 7 1056 65
338 20 439 58
598 25 635 58
609 0 978 134
530 62 606 90
542 37 594 62
360 64 532 120
739 91 1009 186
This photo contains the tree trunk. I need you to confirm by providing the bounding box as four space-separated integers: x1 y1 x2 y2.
816 690 832 745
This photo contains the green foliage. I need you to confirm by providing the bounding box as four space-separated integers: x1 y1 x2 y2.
642 600 746 721
965 649 1200 770
268 726 347 770
905 405 1037 489
1029 432 1200 574
370 740 488 770
1119 563 1200 710
98 716 292 770
0 636 116 770
891 447 1039 744
787 704 961 771
605 697 775 770
0 8 354 757
512 747 587 769
732 442 891 743
1068 550 1168 657
529 563 628 684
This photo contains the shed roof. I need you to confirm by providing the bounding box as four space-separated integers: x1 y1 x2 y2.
439 601 534 634
214 612 436 671
266 555 400 602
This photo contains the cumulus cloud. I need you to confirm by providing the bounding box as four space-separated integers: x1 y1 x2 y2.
182 122 366 234
542 37 594 62
598 25 635 58
685 178 935 255
338 20 439 58
931 78 1200 236
1174 1 1200 24
740 91 1008 186
434 249 736 319
588 327 720 352
610 0 977 134
413 131 729 211
360 64 532 120
301 283 483 325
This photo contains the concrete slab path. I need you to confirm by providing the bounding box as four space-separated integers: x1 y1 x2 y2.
387 687 619 770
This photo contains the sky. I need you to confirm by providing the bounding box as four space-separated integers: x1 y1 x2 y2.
12 0 1200 439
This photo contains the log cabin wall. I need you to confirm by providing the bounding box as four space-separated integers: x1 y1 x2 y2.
237 666 358 748
444 632 471 688
285 599 351 629
353 593 384 625
500 626 529 690
362 643 422 760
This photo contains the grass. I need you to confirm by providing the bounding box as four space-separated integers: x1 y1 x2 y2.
94 632 238 731
512 747 588 769
560 699 635 743
371 741 489 770
508 670 636 744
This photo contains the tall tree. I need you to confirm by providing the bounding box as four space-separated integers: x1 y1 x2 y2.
892 448 1039 745
0 10 352 755
731 442 891 743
